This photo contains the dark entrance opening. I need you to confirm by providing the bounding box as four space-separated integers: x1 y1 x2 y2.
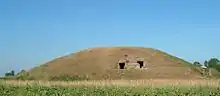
137 61 144 68
119 62 125 69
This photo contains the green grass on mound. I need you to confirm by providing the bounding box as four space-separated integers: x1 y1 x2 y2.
1 84 220 96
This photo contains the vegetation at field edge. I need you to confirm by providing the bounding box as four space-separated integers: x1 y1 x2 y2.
1 83 220 96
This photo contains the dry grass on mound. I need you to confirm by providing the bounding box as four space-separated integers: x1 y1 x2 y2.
1 79 220 87
27 47 203 80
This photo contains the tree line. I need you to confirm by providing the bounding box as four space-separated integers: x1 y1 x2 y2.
4 69 25 77
193 58 220 72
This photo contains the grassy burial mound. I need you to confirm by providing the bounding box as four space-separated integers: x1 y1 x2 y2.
20 47 204 80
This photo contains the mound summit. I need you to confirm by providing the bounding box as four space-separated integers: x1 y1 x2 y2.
27 47 202 80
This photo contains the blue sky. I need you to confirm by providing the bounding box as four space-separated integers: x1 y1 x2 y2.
0 0 219 75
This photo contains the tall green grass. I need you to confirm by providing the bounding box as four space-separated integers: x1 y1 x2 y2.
1 83 220 96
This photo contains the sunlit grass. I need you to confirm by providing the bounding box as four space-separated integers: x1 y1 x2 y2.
1 79 220 87
1 79 220 95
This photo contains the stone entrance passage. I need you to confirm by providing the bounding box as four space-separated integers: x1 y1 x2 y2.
119 62 125 69
137 60 144 68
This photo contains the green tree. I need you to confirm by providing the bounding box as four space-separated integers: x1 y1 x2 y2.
5 72 11 77
193 61 202 67
204 60 208 68
11 70 15 76
207 58 220 72
4 70 15 77
208 58 220 67
17 69 26 75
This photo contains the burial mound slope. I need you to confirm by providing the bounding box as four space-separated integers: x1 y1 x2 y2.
27 47 202 80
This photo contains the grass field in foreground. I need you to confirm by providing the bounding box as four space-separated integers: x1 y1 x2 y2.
1 79 220 96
